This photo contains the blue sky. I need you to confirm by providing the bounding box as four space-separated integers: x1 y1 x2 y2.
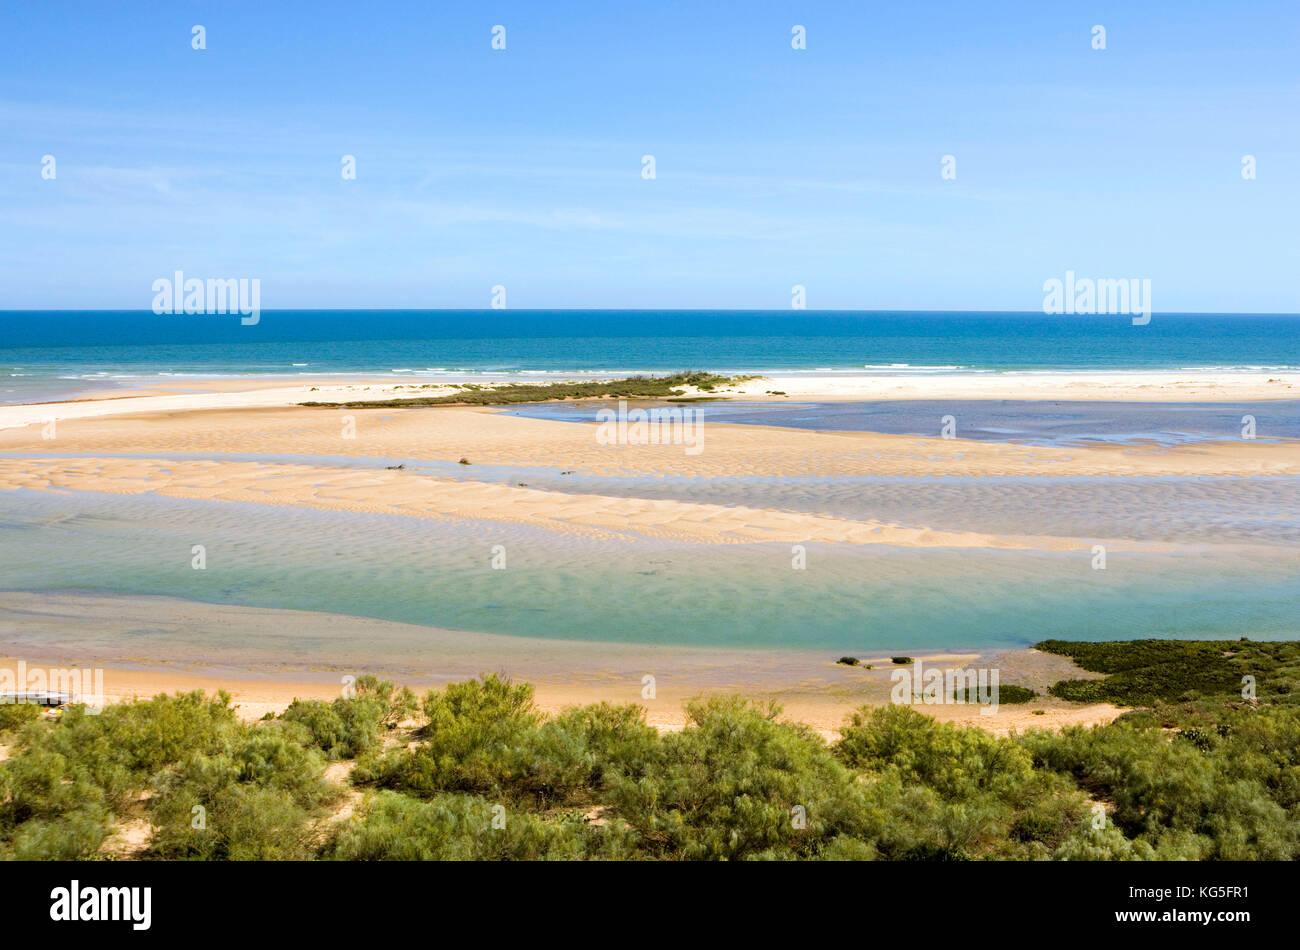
1 0 1296 311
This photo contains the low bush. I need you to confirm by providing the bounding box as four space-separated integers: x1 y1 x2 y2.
146 729 336 860
0 702 41 734
322 791 635 860
2 645 1298 861
302 372 734 408
1036 638 1298 706
605 696 877 860
954 683 1036 704
282 675 416 760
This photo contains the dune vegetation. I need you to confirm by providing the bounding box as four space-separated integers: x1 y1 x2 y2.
300 372 737 408
1 641 1298 861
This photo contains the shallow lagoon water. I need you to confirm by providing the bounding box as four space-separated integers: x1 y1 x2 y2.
510 399 1300 446
3 386 1298 657
1 489 1295 656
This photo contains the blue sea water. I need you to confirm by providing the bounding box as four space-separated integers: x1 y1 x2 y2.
2 310 1298 404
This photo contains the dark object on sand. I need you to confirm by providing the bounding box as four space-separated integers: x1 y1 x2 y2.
0 691 75 707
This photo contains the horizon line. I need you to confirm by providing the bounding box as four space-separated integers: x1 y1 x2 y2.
3 308 1299 317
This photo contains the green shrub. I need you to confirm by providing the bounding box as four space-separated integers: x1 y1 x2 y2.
1011 812 1062 843
282 675 417 760
836 705 1088 859
303 372 734 408
322 791 634 860
1051 823 1155 861
0 702 41 734
0 745 111 859
837 705 1035 799
356 674 541 798
3 660 1298 862
34 691 239 801
954 683 1037 704
1020 708 1300 860
606 696 876 860
149 782 324 860
0 691 240 859
511 702 659 808
0 808 110 861
1036 638 1298 706
358 679 657 810
147 729 335 860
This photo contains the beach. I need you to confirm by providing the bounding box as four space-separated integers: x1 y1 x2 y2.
0 368 1296 734
6 0 1299 886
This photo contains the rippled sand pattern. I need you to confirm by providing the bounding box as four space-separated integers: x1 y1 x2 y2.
0 387 1297 656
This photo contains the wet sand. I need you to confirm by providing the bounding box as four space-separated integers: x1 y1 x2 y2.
0 591 1119 738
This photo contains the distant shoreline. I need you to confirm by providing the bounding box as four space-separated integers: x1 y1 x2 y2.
3 368 1300 427
4 310 1299 406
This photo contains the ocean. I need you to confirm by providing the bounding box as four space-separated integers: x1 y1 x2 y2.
3 310 1299 404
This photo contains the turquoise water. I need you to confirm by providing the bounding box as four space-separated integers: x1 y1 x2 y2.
1 488 1295 651
3 310 1299 403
